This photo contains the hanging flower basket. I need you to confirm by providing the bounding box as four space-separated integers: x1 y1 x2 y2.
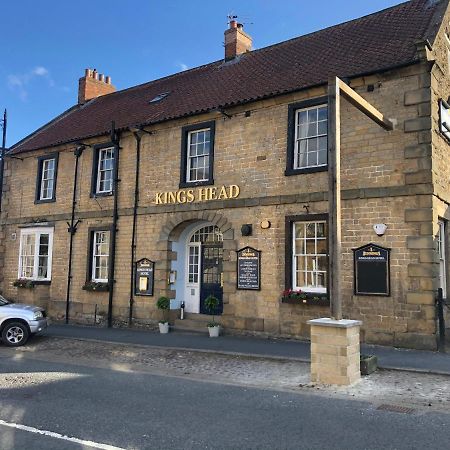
13 279 36 289
281 289 330 306
82 281 109 292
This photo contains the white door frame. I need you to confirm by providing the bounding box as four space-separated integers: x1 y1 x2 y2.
184 242 201 313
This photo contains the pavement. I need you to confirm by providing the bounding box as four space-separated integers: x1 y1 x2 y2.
43 323 450 376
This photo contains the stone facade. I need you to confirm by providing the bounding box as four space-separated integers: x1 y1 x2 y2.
2 6 450 350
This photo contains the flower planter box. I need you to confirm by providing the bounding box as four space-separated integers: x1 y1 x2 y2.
360 355 378 375
13 279 35 289
281 296 330 307
82 282 109 292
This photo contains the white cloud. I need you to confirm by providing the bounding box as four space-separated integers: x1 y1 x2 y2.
177 62 189 71
32 66 49 76
7 66 55 101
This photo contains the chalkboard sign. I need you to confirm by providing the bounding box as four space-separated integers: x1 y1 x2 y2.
134 258 154 296
237 247 261 290
354 244 390 296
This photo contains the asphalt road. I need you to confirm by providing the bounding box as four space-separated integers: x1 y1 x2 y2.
0 355 449 450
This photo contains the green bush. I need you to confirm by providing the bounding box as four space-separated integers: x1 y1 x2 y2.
204 295 219 327
156 296 170 323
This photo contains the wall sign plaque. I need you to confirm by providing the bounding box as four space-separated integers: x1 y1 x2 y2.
237 247 261 290
353 244 390 296
134 258 154 296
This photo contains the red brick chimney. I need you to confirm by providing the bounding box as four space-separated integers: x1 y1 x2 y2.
224 20 252 61
78 68 116 104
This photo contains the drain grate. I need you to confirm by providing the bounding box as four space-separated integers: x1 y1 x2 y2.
377 404 415 414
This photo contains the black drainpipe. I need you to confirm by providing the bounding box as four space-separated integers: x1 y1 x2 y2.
107 122 121 328
0 109 7 213
65 145 84 324
129 132 142 326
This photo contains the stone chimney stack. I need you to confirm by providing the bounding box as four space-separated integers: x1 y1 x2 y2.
78 68 116 104
224 20 252 61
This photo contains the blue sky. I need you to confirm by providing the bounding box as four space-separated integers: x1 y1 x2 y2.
1 0 404 146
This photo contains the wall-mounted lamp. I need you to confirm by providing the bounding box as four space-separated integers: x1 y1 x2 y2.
260 220 271 229
241 224 253 236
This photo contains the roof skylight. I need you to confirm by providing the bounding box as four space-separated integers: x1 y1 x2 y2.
149 92 170 103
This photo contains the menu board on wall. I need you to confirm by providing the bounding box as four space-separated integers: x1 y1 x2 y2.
354 244 390 296
135 258 155 296
237 247 261 290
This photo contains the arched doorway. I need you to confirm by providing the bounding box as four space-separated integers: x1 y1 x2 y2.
161 212 235 317
185 224 223 314
177 223 223 314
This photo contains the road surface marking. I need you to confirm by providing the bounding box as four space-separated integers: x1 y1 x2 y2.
0 419 126 450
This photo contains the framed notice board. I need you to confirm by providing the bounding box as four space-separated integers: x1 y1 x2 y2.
237 247 261 290
134 258 155 296
353 244 390 296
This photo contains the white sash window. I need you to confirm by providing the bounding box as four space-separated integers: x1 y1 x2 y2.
293 220 327 293
18 227 53 280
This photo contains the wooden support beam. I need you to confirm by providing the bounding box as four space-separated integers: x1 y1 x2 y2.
327 76 394 321
328 77 342 320
337 79 394 131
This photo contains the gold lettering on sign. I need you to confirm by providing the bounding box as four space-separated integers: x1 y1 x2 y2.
153 185 241 205
218 186 228 200
363 251 381 256
209 187 217 200
176 190 186 203
167 192 176 203
229 184 240 198
155 192 164 205
198 188 208 202
186 189 195 203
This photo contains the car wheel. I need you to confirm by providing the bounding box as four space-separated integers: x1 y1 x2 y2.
2 322 30 347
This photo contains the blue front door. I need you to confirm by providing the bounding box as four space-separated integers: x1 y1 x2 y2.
200 243 223 315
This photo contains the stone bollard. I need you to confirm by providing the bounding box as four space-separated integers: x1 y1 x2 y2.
307 318 362 386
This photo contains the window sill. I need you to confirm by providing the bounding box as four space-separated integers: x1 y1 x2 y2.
13 279 51 288
91 191 114 198
281 293 329 306
285 166 327 176
82 281 109 292
179 179 214 189
34 198 56 205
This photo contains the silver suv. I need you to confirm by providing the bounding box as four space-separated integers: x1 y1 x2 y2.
0 295 49 346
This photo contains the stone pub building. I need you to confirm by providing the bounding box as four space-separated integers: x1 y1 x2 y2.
2 0 450 350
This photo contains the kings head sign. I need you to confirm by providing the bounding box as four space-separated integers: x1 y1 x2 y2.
154 185 240 205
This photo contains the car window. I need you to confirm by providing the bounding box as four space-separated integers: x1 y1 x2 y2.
0 296 10 306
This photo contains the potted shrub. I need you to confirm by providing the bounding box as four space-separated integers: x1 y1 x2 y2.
156 296 170 334
204 294 220 337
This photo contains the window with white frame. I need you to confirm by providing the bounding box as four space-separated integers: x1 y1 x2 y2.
39 158 56 200
18 228 53 280
186 128 211 183
96 147 114 194
294 105 328 170
92 231 110 282
293 221 327 292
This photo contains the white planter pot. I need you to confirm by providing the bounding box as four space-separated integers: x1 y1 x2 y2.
208 325 220 338
159 322 169 334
